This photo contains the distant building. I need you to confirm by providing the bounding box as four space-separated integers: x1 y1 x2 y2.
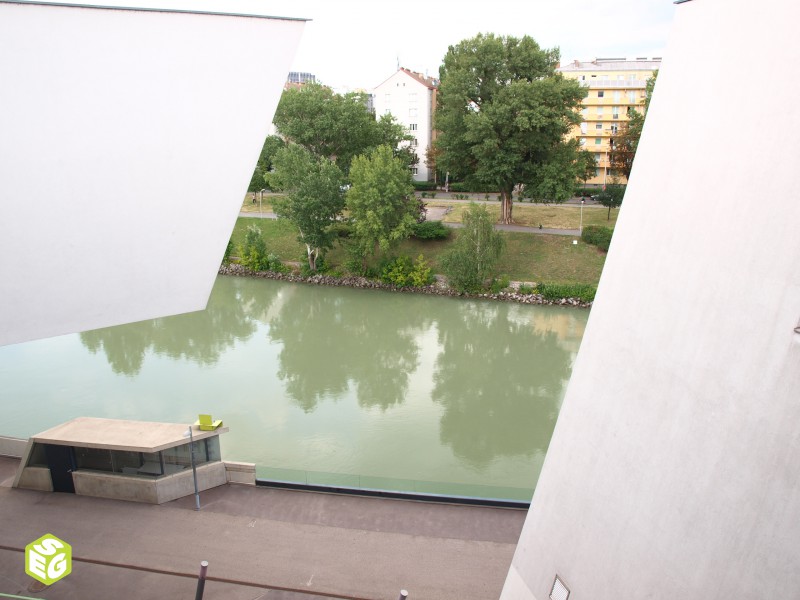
372 68 439 182
558 58 661 187
287 71 316 85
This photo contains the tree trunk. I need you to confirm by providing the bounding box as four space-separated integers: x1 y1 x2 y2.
607 205 611 220
500 190 513 225
306 244 317 272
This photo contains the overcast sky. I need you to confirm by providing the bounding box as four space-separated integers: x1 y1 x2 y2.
26 0 677 90
265 0 678 90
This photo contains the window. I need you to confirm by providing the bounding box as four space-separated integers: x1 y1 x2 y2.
410 138 418 148
613 90 621 102
596 106 604 116
384 93 391 103
411 167 418 175
579 137 587 146
628 91 637 103
409 123 418 131
580 122 588 134
408 92 417 103
610 124 618 134
612 106 620 119
409 108 417 117
597 90 604 98
595 123 603 129
617 74 624 80
595 137 602 145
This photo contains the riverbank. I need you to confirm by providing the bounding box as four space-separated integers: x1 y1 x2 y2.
219 263 593 308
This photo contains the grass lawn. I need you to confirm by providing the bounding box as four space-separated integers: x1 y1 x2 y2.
238 193 289 215
232 216 607 285
430 201 619 229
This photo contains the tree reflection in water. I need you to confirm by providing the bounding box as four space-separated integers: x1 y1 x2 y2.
80 277 276 376
432 301 573 470
267 287 429 412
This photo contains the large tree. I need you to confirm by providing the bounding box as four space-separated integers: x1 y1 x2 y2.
247 135 285 193
609 70 658 180
273 83 412 172
346 145 417 272
268 144 346 272
435 33 589 224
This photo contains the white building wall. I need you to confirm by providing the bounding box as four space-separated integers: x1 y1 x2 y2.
373 70 433 181
503 1 800 599
0 1 305 346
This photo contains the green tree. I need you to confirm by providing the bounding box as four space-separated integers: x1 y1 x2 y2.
269 144 345 272
273 83 412 172
346 145 417 272
247 135 285 193
596 183 626 220
609 70 658 180
434 33 589 223
440 203 504 292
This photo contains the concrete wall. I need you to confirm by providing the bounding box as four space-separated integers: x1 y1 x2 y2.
0 1 305 346
16 467 53 492
225 461 256 485
72 461 226 504
0 436 27 458
502 1 800 599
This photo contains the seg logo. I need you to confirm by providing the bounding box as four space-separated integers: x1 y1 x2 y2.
25 534 72 585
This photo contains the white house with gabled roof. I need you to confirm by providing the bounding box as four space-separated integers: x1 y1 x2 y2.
372 68 439 182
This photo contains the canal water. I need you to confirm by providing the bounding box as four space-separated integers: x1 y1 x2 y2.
0 276 588 500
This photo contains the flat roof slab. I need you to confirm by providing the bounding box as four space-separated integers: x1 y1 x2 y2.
32 417 227 452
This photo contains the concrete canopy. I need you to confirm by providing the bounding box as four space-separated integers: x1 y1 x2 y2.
0 1 306 346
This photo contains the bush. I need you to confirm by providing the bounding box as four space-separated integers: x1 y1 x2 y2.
489 275 511 293
518 283 535 294
380 254 434 287
411 220 450 240
536 282 596 303
222 238 234 265
449 182 496 193
581 225 613 252
329 222 352 238
238 225 270 271
412 180 438 191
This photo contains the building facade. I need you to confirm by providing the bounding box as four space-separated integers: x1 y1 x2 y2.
558 58 660 187
372 68 439 182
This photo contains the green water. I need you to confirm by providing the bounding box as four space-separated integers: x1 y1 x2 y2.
0 276 587 500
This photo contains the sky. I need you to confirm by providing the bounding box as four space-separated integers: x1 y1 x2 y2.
263 0 678 90
20 0 677 90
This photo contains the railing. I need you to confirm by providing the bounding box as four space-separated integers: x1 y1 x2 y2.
256 466 534 504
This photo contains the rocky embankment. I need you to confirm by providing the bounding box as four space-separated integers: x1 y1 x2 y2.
219 263 592 308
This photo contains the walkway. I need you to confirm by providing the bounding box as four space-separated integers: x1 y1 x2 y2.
0 457 525 600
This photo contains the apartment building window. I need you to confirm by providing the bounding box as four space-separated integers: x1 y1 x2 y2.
612 106 620 119
410 138 418 148
628 91 636 103
411 167 418 175
595 168 601 177
613 90 621 102
597 90 605 98
596 106 604 117
595 138 602 145
618 75 624 80
580 122 588 134
409 123 417 131
610 124 618 134
595 123 603 129
579 137 587 146
409 108 417 117
385 93 391 103
582 107 588 118
408 92 417 103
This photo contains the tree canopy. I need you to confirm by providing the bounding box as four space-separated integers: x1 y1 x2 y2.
346 145 417 272
609 70 658 180
434 33 590 223
269 144 346 272
440 203 504 292
273 83 413 172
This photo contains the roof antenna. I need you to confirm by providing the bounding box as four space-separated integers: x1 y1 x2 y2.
397 55 400 71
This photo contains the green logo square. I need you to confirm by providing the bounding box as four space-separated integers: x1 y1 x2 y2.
25 533 72 585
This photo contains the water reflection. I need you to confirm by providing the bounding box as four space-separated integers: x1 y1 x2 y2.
432 302 573 469
80 277 276 376
267 287 429 412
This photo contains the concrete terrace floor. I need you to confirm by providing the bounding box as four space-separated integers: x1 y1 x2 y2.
0 457 525 599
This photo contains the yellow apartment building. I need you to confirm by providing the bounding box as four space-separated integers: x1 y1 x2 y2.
558 58 661 187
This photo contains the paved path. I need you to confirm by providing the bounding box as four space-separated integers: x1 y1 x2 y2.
0 457 525 600
238 209 581 237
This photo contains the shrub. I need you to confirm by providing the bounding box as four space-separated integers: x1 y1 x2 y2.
412 180 438 191
581 225 613 252
411 220 450 240
329 222 352 238
238 225 270 271
222 238 234 265
380 254 434 287
489 275 511 293
537 282 596 303
440 204 504 292
518 283 535 294
420 191 428 199
449 182 496 193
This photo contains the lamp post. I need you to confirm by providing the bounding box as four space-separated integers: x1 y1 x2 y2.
580 198 585 233
183 426 200 510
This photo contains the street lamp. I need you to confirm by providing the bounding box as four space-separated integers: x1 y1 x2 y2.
580 198 585 233
183 426 201 511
